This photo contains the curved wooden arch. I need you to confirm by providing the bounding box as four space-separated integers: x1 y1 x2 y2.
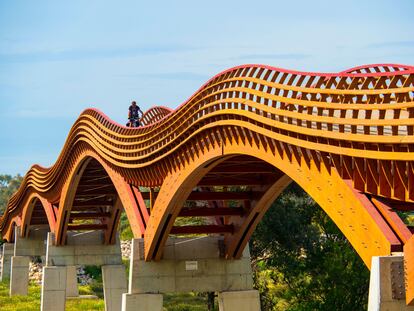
20 193 56 237
55 150 148 245
3 217 21 242
145 142 401 268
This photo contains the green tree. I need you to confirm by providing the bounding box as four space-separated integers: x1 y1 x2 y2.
251 183 369 311
0 174 23 214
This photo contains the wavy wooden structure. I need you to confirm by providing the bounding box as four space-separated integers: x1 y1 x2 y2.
1 63 414 302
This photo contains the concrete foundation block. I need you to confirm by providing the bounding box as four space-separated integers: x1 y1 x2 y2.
102 265 128 311
226 258 253 274
46 232 122 266
226 274 253 290
14 227 48 257
0 243 14 281
170 237 221 260
368 256 414 311
121 293 163 311
129 237 254 294
66 230 105 245
184 275 228 292
66 265 79 297
218 290 261 311
9 256 30 296
41 266 67 311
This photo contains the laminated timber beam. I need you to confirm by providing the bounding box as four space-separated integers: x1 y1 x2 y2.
170 225 234 235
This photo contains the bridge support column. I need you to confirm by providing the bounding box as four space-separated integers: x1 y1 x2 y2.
102 265 128 311
122 293 163 311
42 231 125 311
0 243 14 281
218 290 261 311
368 256 414 311
65 265 79 297
41 266 67 311
9 227 48 296
122 237 260 311
9 256 30 296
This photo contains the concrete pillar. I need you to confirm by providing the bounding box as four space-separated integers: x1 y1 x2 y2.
0 243 14 281
9 227 48 296
41 266 67 311
66 265 79 297
45 231 122 266
102 265 128 311
123 237 257 310
218 290 261 311
9 256 30 296
127 237 254 294
122 293 163 311
368 255 414 311
41 231 123 310
14 227 47 257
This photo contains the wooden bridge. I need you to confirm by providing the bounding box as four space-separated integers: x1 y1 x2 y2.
1 63 414 310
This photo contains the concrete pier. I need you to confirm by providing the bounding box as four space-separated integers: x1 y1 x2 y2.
122 236 260 311
41 266 67 311
65 265 79 297
14 227 47 258
122 293 163 311
368 255 414 311
0 243 14 281
9 256 30 296
218 290 261 311
9 227 49 296
102 265 128 311
41 231 126 311
45 231 122 267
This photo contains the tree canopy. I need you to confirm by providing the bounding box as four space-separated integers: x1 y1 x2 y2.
250 183 369 311
0 174 23 215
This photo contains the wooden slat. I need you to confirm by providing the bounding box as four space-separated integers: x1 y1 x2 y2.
69 212 111 219
141 191 260 201
198 175 278 186
179 207 244 217
170 225 234 235
209 164 278 174
67 224 107 231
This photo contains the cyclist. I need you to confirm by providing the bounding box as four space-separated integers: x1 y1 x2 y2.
127 101 143 127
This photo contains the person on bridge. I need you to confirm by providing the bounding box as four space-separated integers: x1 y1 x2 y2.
127 101 143 127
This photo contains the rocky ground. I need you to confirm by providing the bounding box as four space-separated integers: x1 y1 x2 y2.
28 260 96 285
120 239 131 258
1 240 132 285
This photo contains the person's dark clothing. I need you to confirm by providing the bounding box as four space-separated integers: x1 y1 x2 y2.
129 105 140 119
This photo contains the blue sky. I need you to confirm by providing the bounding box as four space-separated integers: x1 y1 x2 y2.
0 0 413 175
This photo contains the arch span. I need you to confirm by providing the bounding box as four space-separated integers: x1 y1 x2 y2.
55 151 149 245
144 142 402 267
20 193 56 237
3 217 20 243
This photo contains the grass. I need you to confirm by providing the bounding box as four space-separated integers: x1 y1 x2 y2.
164 292 216 311
0 280 105 311
0 280 215 310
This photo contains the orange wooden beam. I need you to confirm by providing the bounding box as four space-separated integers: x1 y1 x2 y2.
371 197 412 244
67 224 108 231
178 207 244 217
405 235 414 305
170 225 234 235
